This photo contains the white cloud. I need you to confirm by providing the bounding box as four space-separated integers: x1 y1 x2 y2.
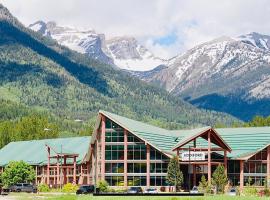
1 0 270 58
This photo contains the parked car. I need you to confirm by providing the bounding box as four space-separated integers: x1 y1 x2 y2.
76 185 95 195
127 187 143 194
144 188 158 194
228 188 237 196
9 183 37 193
190 186 199 194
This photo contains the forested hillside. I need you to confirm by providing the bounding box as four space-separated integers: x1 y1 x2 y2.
0 4 238 147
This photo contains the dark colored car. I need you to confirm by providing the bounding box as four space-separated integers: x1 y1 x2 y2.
9 183 37 193
76 185 95 195
127 187 143 194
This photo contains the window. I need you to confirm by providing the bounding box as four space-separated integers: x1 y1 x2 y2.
105 176 124 186
127 176 146 186
127 144 146 160
150 147 169 160
150 176 167 186
127 133 141 143
105 145 124 160
150 163 168 173
105 163 124 173
105 131 124 142
127 163 146 173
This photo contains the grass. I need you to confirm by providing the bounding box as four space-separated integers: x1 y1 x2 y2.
9 193 270 200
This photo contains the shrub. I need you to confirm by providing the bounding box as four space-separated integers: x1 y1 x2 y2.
243 186 258 196
62 183 79 193
97 180 109 192
160 186 166 192
38 184 50 192
1 161 35 187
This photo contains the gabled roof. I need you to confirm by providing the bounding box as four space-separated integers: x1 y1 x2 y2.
172 127 232 152
216 127 270 159
0 136 91 166
97 111 231 155
96 111 270 160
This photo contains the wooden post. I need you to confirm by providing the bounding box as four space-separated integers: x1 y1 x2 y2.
73 157 77 184
177 148 179 156
47 147 50 185
207 131 211 185
87 162 90 184
100 115 106 180
36 165 38 185
267 146 270 183
224 150 227 174
57 156 60 186
91 144 96 184
240 160 244 191
193 164 196 186
124 129 128 188
63 157 67 184
146 144 150 188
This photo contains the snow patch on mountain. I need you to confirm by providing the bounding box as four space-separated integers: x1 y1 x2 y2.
29 21 165 71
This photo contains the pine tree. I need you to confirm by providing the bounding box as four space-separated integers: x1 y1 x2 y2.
212 164 228 193
166 155 184 191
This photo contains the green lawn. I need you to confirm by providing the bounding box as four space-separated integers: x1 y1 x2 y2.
8 193 270 200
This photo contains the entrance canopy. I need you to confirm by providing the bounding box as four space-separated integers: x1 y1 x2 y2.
172 128 232 152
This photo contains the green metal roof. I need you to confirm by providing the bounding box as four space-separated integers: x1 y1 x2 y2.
0 136 91 166
216 127 270 159
99 110 270 159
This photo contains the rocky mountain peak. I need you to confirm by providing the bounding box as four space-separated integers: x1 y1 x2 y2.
237 32 270 50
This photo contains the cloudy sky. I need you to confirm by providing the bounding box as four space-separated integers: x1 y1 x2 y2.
2 0 270 58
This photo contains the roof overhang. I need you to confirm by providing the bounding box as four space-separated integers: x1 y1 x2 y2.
172 127 232 152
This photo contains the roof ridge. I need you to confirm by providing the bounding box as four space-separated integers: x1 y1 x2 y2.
6 136 91 144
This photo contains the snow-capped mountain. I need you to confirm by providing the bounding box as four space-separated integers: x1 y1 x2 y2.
106 37 165 71
29 21 164 71
236 32 270 51
136 34 270 120
29 21 113 65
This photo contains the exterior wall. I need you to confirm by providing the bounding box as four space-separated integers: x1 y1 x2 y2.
93 115 170 188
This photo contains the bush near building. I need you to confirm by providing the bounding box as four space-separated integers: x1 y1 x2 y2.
0 160 35 187
62 183 79 193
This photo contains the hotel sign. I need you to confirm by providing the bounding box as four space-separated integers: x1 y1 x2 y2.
181 152 205 161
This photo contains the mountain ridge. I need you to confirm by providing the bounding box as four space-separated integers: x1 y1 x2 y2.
0 4 237 133
29 20 165 71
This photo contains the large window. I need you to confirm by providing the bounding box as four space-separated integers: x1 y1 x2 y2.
150 176 167 186
105 176 124 186
105 131 124 142
105 163 124 173
150 163 168 173
228 160 240 174
150 147 169 160
244 162 266 174
244 176 265 186
127 163 146 173
105 145 124 160
127 176 146 186
127 144 146 160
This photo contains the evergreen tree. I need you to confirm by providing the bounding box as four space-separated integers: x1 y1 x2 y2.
198 175 208 192
166 155 183 191
212 164 228 193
